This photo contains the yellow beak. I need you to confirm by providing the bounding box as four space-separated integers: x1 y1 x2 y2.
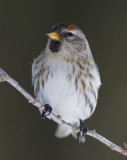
47 32 60 41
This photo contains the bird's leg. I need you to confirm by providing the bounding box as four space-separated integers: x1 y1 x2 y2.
41 104 52 117
77 132 80 142
77 119 88 142
80 119 88 137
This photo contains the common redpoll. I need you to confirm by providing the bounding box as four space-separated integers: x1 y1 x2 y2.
32 23 101 142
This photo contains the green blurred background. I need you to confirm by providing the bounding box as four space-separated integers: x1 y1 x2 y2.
0 0 127 159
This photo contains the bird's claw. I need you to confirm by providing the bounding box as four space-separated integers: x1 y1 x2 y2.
42 104 52 117
77 119 88 142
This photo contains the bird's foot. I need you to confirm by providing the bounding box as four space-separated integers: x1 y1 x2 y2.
41 104 52 117
77 120 88 142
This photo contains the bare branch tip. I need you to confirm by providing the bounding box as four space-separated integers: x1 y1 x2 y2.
123 142 127 150
0 68 8 82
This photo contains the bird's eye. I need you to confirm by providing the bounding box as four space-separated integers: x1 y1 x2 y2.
67 32 73 37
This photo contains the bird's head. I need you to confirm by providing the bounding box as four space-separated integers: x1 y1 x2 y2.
46 23 91 57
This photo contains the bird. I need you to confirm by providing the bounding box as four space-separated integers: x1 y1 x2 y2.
32 23 101 142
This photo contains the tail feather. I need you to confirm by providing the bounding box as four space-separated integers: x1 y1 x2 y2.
55 125 72 138
55 125 85 143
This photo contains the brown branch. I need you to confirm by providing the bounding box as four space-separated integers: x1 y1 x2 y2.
0 67 127 156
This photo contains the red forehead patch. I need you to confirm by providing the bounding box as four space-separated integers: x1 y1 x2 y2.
62 23 76 30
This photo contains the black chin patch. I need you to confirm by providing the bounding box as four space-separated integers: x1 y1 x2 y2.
49 40 61 52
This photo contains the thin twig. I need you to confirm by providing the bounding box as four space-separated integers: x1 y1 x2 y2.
0 67 127 156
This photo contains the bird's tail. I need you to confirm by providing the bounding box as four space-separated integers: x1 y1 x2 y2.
55 124 85 143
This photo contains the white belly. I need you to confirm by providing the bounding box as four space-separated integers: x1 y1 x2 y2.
36 61 98 124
